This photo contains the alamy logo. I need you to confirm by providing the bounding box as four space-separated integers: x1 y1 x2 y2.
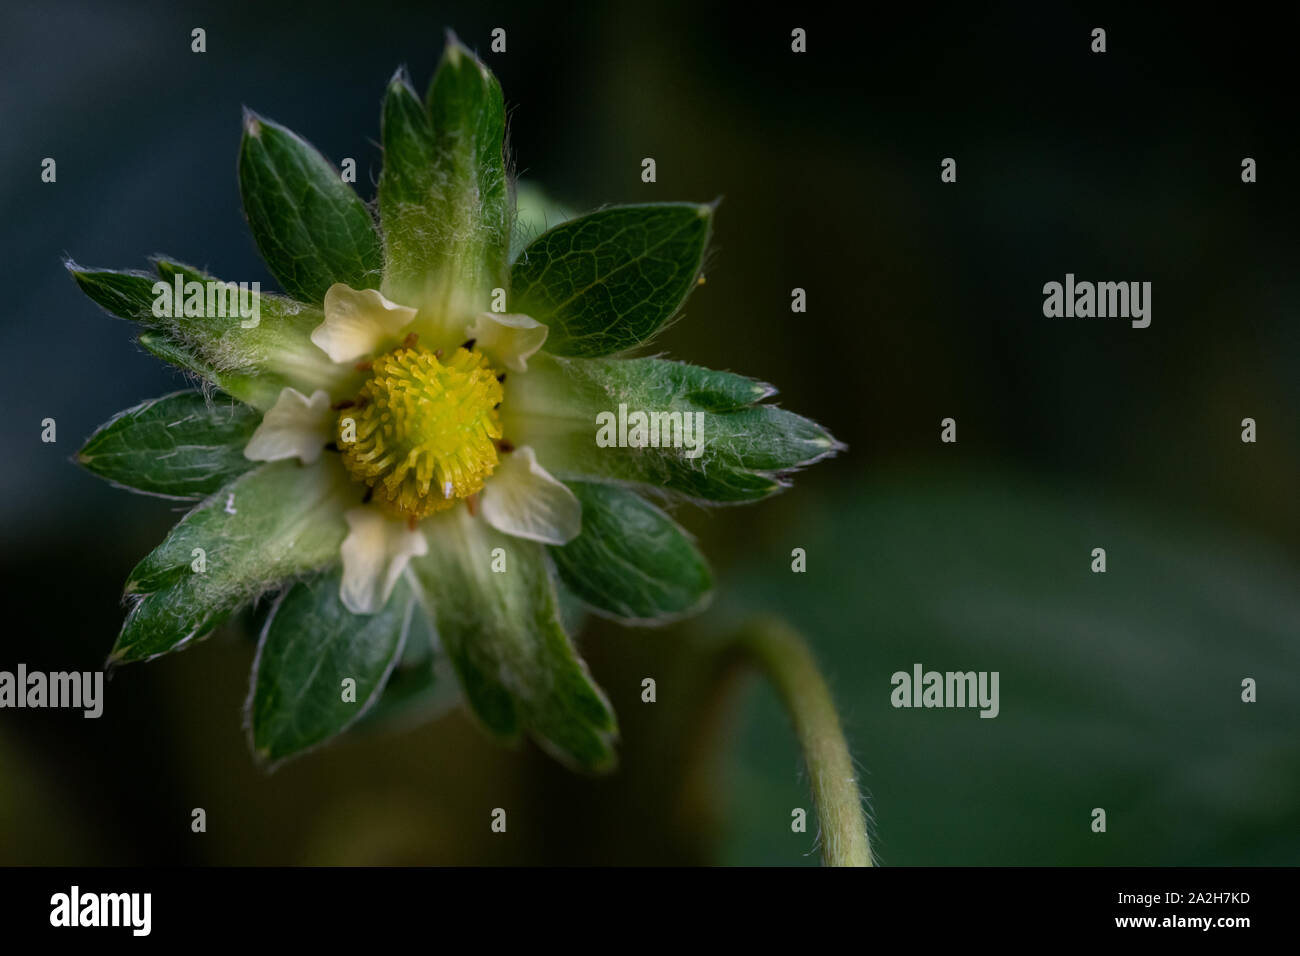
890 663 1000 718
152 274 261 328
595 403 705 459
0 664 103 718
50 886 151 936
1042 273 1151 328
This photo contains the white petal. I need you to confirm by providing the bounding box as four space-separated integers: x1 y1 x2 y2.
242 387 333 464
311 283 418 363
481 445 581 545
465 312 548 373
339 507 429 615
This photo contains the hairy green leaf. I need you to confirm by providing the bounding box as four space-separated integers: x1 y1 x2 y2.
423 37 510 299
410 507 617 771
504 354 842 502
377 38 509 327
70 261 356 410
377 69 439 303
249 568 414 765
112 461 351 663
78 391 259 499
551 481 712 623
239 111 383 304
67 265 157 320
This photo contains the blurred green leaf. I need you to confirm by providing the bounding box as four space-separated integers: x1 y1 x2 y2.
716 472 1300 865
510 180 575 262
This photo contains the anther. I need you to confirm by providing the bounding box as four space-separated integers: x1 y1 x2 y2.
402 332 419 349
338 345 503 518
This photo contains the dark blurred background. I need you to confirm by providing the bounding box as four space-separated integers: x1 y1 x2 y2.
1 1 1296 865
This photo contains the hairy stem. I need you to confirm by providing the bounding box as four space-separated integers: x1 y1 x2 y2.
723 617 872 867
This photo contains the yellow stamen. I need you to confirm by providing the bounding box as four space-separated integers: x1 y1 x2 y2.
338 346 503 519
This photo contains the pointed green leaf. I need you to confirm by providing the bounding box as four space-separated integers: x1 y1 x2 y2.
377 71 440 303
67 265 159 320
151 257 213 283
137 330 217 378
377 38 509 320
248 568 414 765
239 111 383 304
409 508 617 771
509 203 713 356
504 354 842 502
551 482 712 623
77 391 260 499
136 331 277 409
70 261 353 409
145 285 348 409
143 272 352 408
113 460 351 663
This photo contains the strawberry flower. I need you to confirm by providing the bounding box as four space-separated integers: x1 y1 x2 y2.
70 36 840 770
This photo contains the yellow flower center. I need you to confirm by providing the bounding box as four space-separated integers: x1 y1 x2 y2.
338 345 503 518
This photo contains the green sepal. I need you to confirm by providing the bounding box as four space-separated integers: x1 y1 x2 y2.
424 35 510 297
374 38 511 325
152 257 210 280
238 110 383 304
112 461 351 664
66 264 157 319
69 257 275 406
69 261 357 410
377 68 439 304
135 331 274 409
77 390 260 500
550 482 712 624
248 567 415 766
509 203 713 356
504 354 842 503
409 508 617 772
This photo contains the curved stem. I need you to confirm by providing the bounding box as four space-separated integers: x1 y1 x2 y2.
723 617 872 867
